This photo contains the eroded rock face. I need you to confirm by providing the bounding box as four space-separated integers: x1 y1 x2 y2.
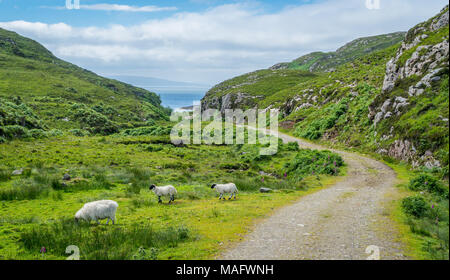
201 92 262 114
372 6 448 168
388 140 417 162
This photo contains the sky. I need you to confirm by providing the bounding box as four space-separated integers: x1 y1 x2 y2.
0 0 448 86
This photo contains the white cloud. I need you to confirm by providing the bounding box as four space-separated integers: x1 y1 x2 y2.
43 3 177 12
78 4 177 12
1 0 448 85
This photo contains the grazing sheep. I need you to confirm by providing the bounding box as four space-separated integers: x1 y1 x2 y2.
211 183 238 200
75 200 118 225
149 184 178 204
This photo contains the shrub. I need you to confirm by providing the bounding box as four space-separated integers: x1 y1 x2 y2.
285 149 344 178
46 129 64 137
0 169 11 182
296 101 348 140
28 129 47 139
402 196 429 218
69 129 90 137
72 105 118 135
121 126 172 137
409 174 449 198
0 125 30 139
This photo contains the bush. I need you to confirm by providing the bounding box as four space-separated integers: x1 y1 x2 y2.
0 125 30 139
409 174 449 199
0 169 11 182
0 98 43 130
285 149 344 178
46 129 64 137
121 126 172 137
28 129 47 139
69 129 90 137
72 105 118 135
296 101 348 140
402 196 429 218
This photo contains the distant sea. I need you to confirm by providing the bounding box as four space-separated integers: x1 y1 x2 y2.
158 92 205 110
106 75 210 111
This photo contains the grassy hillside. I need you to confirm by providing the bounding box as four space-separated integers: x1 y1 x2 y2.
202 6 449 175
202 33 405 112
201 5 449 259
0 27 171 140
270 32 405 72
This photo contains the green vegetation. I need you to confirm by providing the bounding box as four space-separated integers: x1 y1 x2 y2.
283 32 405 72
0 27 171 141
401 173 449 260
201 6 449 260
0 132 345 259
20 220 190 260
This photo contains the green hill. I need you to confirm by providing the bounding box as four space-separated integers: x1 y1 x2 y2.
0 28 170 140
270 32 405 72
202 5 449 174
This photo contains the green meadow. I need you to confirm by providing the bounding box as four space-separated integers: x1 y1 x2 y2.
0 133 345 260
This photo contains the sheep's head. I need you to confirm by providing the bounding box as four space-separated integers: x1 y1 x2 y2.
74 211 81 223
149 184 156 190
211 184 217 189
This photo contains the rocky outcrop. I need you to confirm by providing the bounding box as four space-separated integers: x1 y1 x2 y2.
381 6 449 95
201 92 262 114
370 6 449 169
388 140 417 162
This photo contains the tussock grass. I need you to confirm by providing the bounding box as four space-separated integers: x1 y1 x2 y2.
0 169 11 182
20 219 191 260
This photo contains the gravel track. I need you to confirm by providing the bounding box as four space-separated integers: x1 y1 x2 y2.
220 129 407 260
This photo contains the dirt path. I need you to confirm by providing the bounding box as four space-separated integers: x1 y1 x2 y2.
220 129 407 260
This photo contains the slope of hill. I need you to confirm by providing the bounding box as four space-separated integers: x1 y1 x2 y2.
202 32 406 113
271 32 406 72
0 28 170 140
202 6 449 174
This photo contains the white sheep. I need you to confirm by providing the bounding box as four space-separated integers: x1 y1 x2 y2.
149 184 178 204
75 200 118 225
211 183 238 200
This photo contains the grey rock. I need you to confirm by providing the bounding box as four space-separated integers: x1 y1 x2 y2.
12 168 23 175
430 76 441 82
259 188 273 193
63 173 71 181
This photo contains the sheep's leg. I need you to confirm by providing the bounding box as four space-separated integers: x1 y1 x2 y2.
219 193 223 200
229 193 233 200
234 192 237 200
106 218 109 225
158 196 162 204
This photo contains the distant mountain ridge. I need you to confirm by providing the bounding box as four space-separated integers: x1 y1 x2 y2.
270 32 406 72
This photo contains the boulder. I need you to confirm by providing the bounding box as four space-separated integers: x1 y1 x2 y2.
12 168 23 176
259 187 273 193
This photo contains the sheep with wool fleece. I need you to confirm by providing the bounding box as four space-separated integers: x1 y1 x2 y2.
75 200 118 225
150 184 178 203
211 183 238 200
